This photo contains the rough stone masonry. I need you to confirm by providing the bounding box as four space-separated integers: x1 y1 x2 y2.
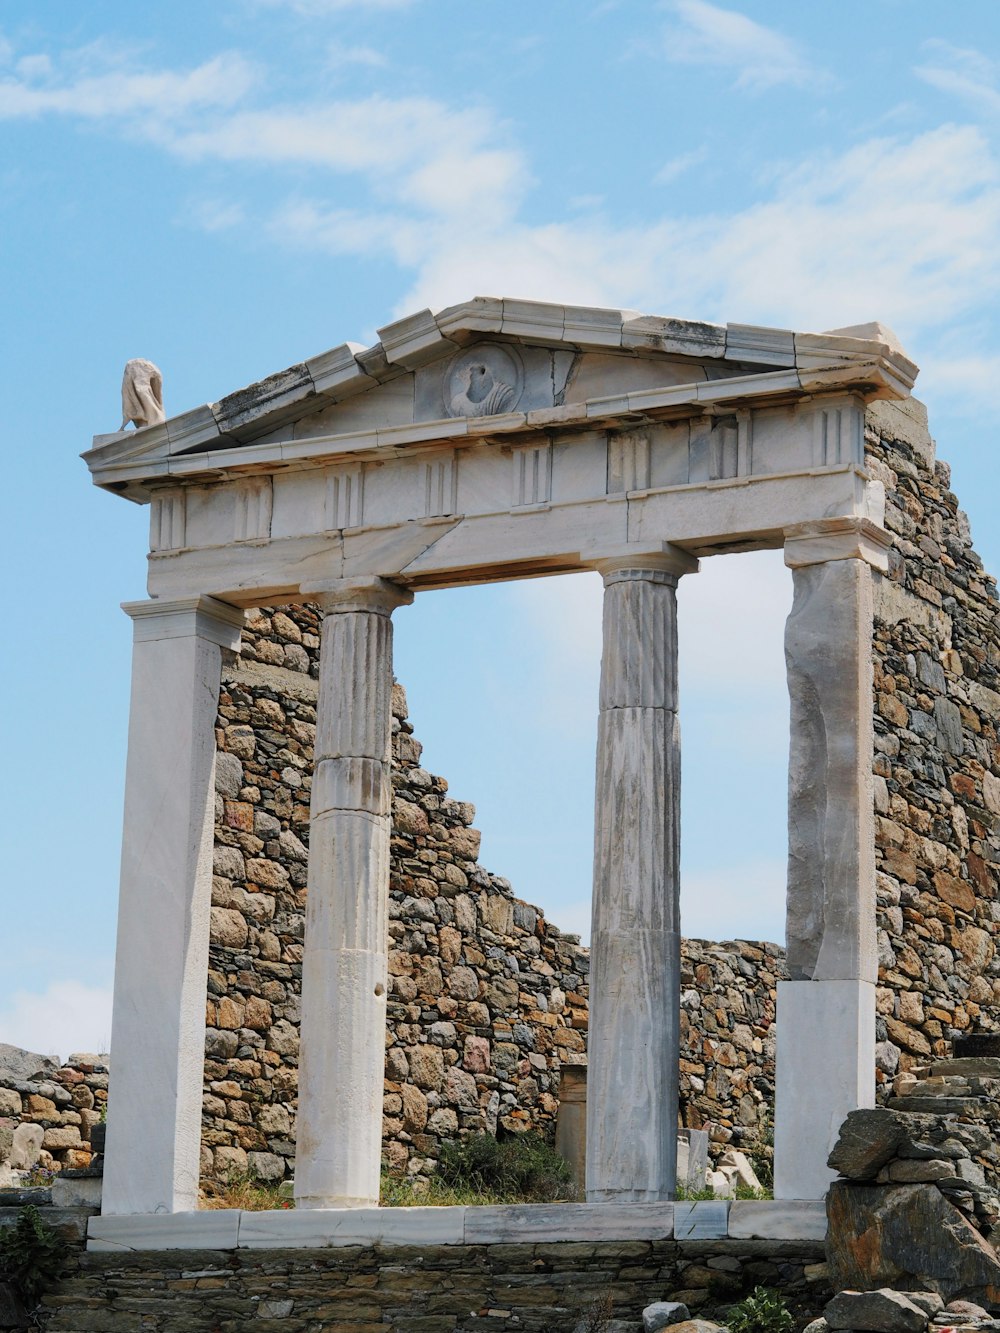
201 601 782 1187
867 398 1000 1076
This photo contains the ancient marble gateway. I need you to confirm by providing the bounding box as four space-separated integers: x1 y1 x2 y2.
83 297 917 1245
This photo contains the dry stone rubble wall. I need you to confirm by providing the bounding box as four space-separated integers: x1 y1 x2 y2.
204 605 784 1182
868 400 1000 1084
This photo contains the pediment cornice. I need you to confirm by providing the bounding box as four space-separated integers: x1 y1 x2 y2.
83 298 918 502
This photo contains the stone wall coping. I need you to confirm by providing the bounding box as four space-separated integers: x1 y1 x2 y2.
87 1199 827 1252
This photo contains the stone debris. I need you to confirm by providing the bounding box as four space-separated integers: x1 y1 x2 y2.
830 1103 1000 1237
643 1300 691 1331
824 1289 932 1333
707 1147 764 1198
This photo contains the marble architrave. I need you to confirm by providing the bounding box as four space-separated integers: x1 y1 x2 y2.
586 548 697 1202
102 596 243 1217
294 577 412 1209
773 520 889 1200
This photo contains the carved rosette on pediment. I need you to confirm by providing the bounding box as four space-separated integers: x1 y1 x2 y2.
444 343 524 419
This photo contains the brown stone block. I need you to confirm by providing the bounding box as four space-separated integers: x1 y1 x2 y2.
952 773 978 801
882 848 918 884
968 852 995 896
26 1095 57 1118
884 1016 932 1056
217 997 245 1030
879 693 909 727
934 870 977 913
224 800 255 831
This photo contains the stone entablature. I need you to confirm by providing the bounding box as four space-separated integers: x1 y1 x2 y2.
84 301 913 606
84 298 915 1218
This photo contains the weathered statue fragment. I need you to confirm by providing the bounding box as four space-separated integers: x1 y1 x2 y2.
120 359 165 430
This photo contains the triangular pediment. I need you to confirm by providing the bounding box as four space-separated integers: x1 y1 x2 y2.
83 297 918 500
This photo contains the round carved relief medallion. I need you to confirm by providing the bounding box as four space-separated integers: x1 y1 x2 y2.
444 343 524 418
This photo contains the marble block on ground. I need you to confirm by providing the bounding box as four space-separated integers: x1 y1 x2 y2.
727 1200 827 1240
52 1174 103 1208
673 1200 729 1240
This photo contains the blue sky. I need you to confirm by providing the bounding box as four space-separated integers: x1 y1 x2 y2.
4 0 1000 1055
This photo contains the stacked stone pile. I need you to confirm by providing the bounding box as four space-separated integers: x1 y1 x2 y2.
0 1046 107 1182
867 400 1000 1086
808 1288 1000 1333
825 1108 1000 1307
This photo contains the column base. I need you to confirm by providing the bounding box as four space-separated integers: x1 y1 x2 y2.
773 979 875 1201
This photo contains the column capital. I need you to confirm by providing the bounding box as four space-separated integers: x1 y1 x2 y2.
301 576 414 616
121 595 244 648
783 517 891 572
587 542 699 583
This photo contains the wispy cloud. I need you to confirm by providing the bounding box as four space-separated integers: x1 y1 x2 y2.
188 199 247 233
916 41 1000 116
327 40 388 69
0 48 255 119
255 0 415 12
0 980 113 1064
383 124 1000 342
6 33 1000 373
660 0 823 92
653 146 708 185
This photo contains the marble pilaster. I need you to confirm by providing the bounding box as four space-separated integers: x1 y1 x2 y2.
102 596 243 1216
586 547 697 1202
774 519 889 1199
294 576 412 1209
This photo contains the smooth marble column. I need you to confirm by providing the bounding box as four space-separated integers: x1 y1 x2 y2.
586 549 697 1202
103 596 243 1216
295 576 412 1209
774 520 889 1199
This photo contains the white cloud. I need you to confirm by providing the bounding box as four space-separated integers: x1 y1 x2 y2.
0 50 255 120
660 0 822 92
189 199 247 232
916 42 1000 117
7 33 1000 393
327 40 388 69
0 981 112 1064
653 146 707 185
153 96 527 226
385 123 1000 342
257 0 414 11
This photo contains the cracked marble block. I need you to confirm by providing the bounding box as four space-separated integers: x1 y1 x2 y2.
587 558 693 1203
103 596 243 1217
295 579 411 1209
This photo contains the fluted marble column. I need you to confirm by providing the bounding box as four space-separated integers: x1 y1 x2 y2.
586 547 697 1202
295 576 412 1209
774 518 890 1200
103 595 244 1216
